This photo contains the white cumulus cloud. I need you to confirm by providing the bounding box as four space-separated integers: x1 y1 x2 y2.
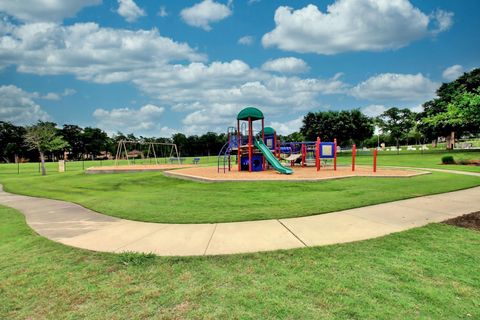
180 0 232 31
0 21 205 82
269 116 304 135
0 85 51 125
261 57 309 74
158 6 168 18
351 73 438 102
93 104 166 134
117 0 145 22
0 0 101 22
360 105 388 117
262 0 453 54
442 65 464 81
238 35 254 46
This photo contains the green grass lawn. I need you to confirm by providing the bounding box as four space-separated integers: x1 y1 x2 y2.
0 156 219 175
1 170 479 223
1 205 479 319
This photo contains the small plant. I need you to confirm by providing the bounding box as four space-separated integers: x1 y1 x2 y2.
117 252 156 266
441 155 455 164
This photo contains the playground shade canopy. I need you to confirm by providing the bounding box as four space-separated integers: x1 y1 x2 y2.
237 107 264 120
263 127 275 135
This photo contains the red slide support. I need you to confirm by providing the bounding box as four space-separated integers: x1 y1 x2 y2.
237 119 241 172
352 144 356 172
334 138 337 171
248 117 252 172
301 144 306 167
316 137 320 171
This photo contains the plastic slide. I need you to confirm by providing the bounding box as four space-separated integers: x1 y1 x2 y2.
254 138 293 174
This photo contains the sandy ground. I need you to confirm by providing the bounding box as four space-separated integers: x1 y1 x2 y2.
164 165 427 182
85 164 194 173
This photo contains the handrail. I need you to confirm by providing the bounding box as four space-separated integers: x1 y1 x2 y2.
217 141 230 173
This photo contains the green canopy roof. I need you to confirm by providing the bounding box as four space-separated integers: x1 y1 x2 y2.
263 127 275 135
237 107 264 121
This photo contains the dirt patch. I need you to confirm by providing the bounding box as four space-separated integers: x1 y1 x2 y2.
443 211 480 231
85 164 195 174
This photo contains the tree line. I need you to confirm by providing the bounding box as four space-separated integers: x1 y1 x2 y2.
0 122 228 164
299 68 480 148
1 68 479 169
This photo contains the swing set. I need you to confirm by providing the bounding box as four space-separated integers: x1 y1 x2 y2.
114 140 180 165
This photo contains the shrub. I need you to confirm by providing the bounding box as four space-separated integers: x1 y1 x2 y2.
441 155 455 164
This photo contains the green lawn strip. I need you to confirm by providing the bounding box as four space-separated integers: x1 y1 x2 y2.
1 206 479 319
1 171 479 224
0 156 219 175
337 151 480 173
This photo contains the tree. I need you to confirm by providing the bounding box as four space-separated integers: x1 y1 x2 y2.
300 110 374 146
376 108 416 148
82 127 109 159
419 68 480 148
172 133 189 156
24 122 68 175
61 124 84 160
0 121 26 163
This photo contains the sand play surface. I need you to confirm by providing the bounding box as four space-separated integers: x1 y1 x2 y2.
163 165 427 182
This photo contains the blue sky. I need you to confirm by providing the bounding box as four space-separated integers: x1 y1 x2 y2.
0 0 479 136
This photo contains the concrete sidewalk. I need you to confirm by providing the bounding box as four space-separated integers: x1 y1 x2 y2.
0 184 479 256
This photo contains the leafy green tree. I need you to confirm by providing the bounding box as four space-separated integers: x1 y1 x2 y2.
82 127 109 159
419 68 480 148
0 121 26 163
172 133 189 156
24 121 68 175
61 124 84 160
300 110 374 146
376 108 416 148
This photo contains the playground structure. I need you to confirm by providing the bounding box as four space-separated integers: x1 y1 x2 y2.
115 140 180 165
218 107 293 174
217 106 378 175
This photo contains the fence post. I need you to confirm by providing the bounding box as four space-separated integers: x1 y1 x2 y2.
352 144 356 172
373 149 377 173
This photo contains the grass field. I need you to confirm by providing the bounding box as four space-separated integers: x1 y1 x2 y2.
1 205 479 319
1 170 479 223
0 150 478 175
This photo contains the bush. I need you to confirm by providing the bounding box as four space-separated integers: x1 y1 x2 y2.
441 155 455 164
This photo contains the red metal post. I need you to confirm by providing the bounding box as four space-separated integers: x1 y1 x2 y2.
316 137 320 171
352 144 356 172
262 118 265 171
334 138 337 171
248 117 252 172
301 144 306 167
237 120 241 172
373 148 377 172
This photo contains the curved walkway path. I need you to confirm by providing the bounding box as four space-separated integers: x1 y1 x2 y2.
1 170 479 256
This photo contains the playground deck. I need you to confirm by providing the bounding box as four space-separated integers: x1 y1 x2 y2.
85 164 194 174
164 165 427 182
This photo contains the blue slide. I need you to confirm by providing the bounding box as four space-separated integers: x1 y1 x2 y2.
254 138 293 174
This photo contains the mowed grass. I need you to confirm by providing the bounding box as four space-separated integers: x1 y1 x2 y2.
1 206 479 319
1 170 479 223
337 151 480 173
